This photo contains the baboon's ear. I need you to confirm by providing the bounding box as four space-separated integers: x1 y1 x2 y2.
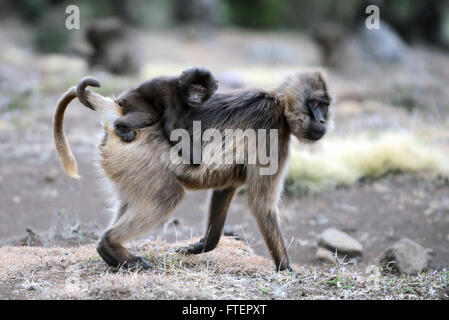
178 69 191 89
315 70 328 90
315 70 324 82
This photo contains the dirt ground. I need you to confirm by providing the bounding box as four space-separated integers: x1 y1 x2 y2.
1 238 448 300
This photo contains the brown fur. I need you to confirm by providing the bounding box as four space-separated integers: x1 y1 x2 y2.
53 86 79 179
53 71 333 271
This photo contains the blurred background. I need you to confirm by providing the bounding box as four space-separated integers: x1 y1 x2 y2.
0 0 448 270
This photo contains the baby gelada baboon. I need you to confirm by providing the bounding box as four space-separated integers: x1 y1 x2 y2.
77 67 218 143
54 71 333 272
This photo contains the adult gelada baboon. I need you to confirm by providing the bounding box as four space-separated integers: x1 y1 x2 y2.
53 71 333 271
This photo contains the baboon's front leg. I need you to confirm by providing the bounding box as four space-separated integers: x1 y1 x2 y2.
177 186 236 254
247 176 292 272
251 207 292 271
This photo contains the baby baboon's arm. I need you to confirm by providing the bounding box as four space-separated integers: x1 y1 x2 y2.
113 110 160 142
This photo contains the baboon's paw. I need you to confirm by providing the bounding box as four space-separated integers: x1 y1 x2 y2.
175 240 207 255
114 124 137 142
122 256 151 270
119 130 137 143
97 241 122 268
277 264 298 277
97 238 150 270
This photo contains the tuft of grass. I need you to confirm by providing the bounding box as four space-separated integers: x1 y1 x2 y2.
4 90 31 112
327 275 356 289
286 131 449 194
258 286 270 294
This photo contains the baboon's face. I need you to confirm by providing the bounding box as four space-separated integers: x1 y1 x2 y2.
282 72 333 143
186 84 208 108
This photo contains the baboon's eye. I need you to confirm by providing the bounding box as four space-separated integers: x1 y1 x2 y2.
308 99 329 123
309 100 328 115
319 102 328 117
309 100 319 109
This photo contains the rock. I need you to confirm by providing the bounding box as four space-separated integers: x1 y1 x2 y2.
379 238 429 275
365 265 381 275
358 21 409 63
318 228 363 256
223 225 241 241
164 217 180 227
365 265 382 285
315 247 336 264
44 169 59 183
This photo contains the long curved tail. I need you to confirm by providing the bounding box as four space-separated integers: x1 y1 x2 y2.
53 86 80 178
54 78 121 179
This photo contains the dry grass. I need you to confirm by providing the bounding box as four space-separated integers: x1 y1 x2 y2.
0 238 447 300
287 131 449 193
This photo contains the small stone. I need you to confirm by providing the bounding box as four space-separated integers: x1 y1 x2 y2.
223 225 241 241
163 217 180 228
318 228 363 256
315 213 328 225
365 265 381 275
315 248 336 264
13 196 21 204
44 169 59 183
379 238 429 275
365 265 382 285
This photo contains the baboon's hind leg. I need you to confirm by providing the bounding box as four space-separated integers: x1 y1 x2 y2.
177 186 236 255
96 201 147 269
97 180 184 269
97 230 150 269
